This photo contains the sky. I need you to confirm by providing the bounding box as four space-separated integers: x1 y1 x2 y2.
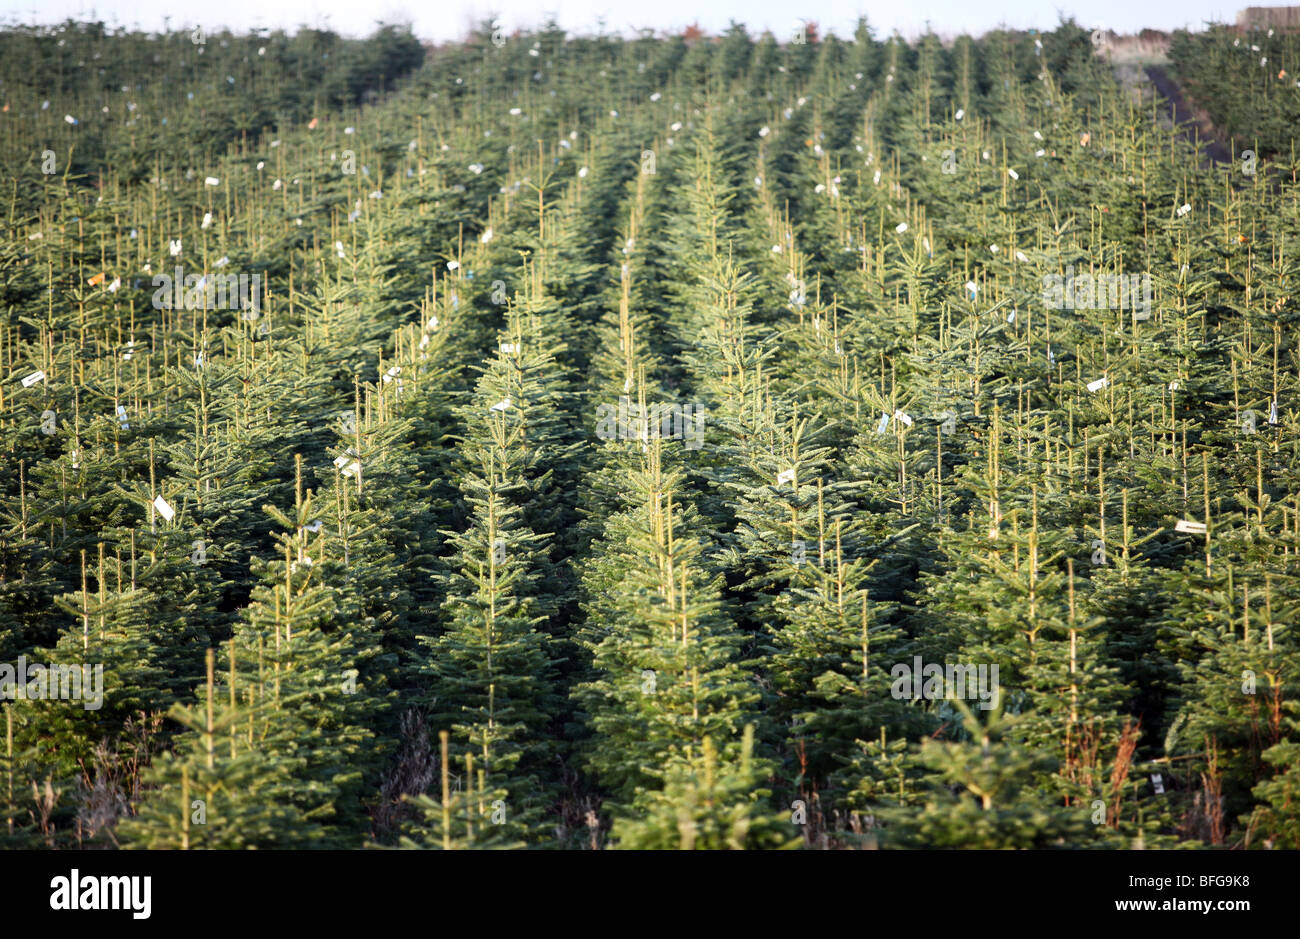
0 0 1253 41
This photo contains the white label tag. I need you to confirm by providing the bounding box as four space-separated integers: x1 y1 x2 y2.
153 495 175 521
1175 520 1207 534
1087 377 1109 393
21 370 45 387
777 468 795 485
893 409 913 427
333 450 360 478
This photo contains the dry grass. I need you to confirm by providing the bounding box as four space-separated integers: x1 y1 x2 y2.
1097 34 1172 66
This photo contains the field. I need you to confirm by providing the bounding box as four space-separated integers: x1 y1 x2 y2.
1 17 1299 851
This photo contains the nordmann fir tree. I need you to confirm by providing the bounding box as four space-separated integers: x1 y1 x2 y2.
123 458 392 847
119 645 314 848
573 365 787 846
410 293 569 847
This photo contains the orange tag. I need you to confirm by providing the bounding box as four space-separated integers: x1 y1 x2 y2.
308 117 319 130
88 272 106 286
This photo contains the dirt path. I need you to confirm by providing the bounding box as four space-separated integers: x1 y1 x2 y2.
1104 38 1238 170
1142 65 1236 166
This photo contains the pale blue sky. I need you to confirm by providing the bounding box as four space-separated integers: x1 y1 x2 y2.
0 0 1248 41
